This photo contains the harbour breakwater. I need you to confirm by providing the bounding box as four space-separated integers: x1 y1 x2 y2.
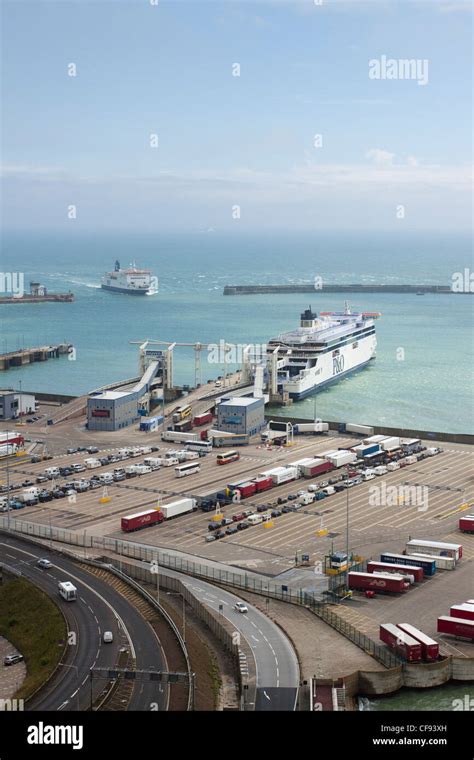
223 284 468 295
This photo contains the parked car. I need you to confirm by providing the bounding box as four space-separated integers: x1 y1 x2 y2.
221 517 233 526
87 446 99 454
236 521 250 530
38 491 53 502
76 446 87 452
271 509 282 518
51 489 66 499
277 497 287 505
214 530 226 539
67 448 77 455
232 513 245 522
208 523 219 532
59 467 72 477
282 506 292 513
205 534 216 542
257 505 268 513
287 494 297 501
225 526 238 535
36 475 49 484
21 480 34 487
4 654 23 666
113 472 126 481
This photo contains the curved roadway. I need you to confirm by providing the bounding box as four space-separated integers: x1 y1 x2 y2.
0 536 169 712
160 566 300 710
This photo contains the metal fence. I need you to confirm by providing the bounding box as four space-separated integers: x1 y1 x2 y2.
0 517 399 670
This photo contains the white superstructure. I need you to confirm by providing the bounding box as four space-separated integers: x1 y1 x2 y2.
265 302 380 399
101 260 157 295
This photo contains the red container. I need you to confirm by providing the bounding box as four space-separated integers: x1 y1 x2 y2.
193 412 213 426
397 623 439 661
459 516 474 534
253 476 274 492
303 461 334 478
236 482 257 499
348 572 408 594
367 561 424 583
450 604 474 621
437 616 474 640
121 509 164 533
379 623 422 662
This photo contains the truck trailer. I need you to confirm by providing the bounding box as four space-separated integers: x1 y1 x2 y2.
437 616 474 640
300 458 334 478
379 623 422 662
450 604 474 621
405 539 462 561
252 475 274 492
459 515 474 534
161 430 199 443
407 552 456 571
367 561 424 583
345 423 374 436
380 552 436 577
121 509 164 532
348 572 410 594
396 623 439 661
193 412 213 426
159 498 197 519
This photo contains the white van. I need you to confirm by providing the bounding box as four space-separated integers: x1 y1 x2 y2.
143 457 161 470
133 464 152 475
321 486 335 496
159 457 178 467
118 448 131 458
45 467 60 479
361 470 376 481
84 458 101 469
99 472 114 483
300 492 315 504
374 465 387 476
246 514 263 525
184 451 200 460
386 461 400 472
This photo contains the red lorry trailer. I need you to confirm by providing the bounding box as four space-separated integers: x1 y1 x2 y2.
437 616 474 640
348 572 409 594
396 623 439 660
367 561 424 583
459 515 474 534
228 481 257 499
300 459 334 478
252 475 274 492
121 509 164 532
193 412 213 426
450 604 474 621
379 623 422 662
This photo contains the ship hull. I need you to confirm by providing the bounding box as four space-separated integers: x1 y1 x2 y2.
280 333 377 400
101 284 153 296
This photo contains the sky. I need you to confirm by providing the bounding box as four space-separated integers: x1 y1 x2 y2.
1 0 472 232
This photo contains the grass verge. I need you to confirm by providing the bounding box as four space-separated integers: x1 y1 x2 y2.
0 577 67 700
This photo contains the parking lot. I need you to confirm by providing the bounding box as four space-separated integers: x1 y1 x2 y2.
2 433 472 578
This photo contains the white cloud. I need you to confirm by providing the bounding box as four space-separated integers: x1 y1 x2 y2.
365 148 396 166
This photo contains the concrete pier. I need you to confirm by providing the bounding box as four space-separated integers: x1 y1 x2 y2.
0 343 73 371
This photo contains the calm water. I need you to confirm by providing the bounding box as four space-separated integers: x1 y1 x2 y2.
360 683 474 711
1 229 473 433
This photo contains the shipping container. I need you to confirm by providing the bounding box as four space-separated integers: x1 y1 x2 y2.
253 475 274 492
161 430 199 443
380 552 436 577
346 423 374 436
351 443 380 457
121 509 164 532
406 539 462 561
348 572 409 594
159 498 196 519
379 436 401 452
367 561 424 583
270 466 298 485
193 412 213 426
408 553 456 571
396 623 439 660
450 604 474 621
437 616 474 640
300 458 334 478
139 415 164 432
379 623 422 662
459 515 474 534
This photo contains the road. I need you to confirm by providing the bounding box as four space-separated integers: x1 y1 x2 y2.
159 566 299 710
0 535 169 712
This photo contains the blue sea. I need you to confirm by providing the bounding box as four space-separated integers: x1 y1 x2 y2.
1 229 473 434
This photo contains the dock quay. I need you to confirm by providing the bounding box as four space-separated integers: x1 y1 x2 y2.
0 343 73 371
223 283 466 295
0 293 74 304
